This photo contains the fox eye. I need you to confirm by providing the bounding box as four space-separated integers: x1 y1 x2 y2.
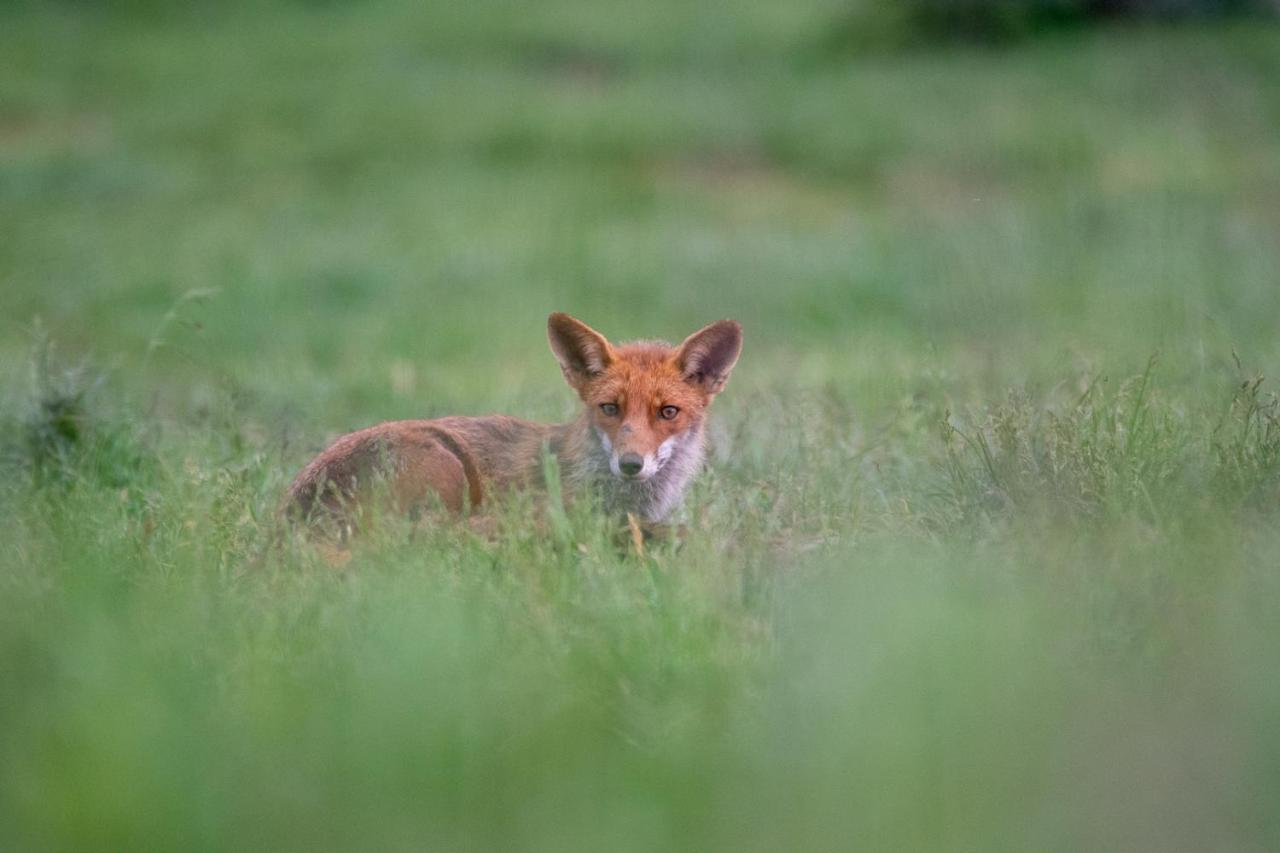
658 405 679 420
599 403 619 417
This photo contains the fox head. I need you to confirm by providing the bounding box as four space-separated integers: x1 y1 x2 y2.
548 312 742 482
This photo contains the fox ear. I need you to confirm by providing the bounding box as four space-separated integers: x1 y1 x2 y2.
676 319 742 395
548 313 613 390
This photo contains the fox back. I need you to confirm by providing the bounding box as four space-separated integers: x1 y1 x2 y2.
285 313 742 535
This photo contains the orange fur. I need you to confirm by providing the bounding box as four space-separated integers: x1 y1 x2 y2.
284 313 742 538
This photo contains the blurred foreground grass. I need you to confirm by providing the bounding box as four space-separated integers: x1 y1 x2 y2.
2 2 1280 850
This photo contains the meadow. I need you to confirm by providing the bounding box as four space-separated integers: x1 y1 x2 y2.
2 2 1280 850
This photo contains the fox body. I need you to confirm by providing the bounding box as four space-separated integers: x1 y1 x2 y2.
285 314 742 534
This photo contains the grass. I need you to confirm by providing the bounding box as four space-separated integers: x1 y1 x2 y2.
3 2 1280 850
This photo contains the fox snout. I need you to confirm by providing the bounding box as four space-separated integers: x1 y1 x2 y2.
599 430 664 481
608 446 658 481
602 432 684 481
618 452 645 478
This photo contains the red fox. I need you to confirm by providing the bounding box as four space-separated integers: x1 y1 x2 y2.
285 313 742 538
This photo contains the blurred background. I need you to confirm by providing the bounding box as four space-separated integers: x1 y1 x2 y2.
3 2 1280 851
4 0 1279 421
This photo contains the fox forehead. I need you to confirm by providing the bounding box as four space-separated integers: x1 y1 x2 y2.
584 343 705 410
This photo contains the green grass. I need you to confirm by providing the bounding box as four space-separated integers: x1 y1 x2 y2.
3 2 1280 850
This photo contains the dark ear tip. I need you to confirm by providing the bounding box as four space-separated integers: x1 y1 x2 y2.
716 319 743 344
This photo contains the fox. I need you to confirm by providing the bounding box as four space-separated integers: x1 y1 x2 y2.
284 313 742 541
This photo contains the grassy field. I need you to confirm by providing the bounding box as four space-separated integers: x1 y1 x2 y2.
3 2 1280 850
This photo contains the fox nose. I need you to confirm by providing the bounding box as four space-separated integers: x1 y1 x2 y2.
618 453 644 477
